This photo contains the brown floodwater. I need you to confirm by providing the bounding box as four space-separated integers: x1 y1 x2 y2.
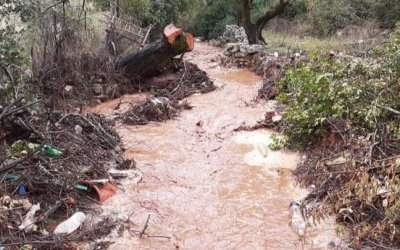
91 43 339 249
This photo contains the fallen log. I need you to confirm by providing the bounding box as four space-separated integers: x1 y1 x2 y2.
116 24 194 78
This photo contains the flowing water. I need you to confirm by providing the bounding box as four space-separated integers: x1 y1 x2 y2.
90 43 340 249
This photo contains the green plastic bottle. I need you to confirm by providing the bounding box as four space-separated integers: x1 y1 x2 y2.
42 145 62 157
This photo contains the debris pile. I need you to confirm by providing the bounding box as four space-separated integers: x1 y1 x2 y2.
123 59 215 124
1 5 214 247
37 52 133 109
123 97 192 125
0 106 126 248
151 60 215 99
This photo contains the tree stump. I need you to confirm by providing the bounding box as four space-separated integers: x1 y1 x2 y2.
116 24 194 78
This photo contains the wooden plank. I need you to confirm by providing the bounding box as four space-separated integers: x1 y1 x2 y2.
141 26 152 46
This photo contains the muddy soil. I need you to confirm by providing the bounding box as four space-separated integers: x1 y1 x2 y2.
91 43 340 249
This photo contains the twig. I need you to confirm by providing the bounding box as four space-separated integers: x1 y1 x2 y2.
0 96 23 121
364 41 390 57
16 117 46 140
39 200 63 222
57 113 117 148
0 151 40 173
2 100 42 120
377 104 400 115
147 235 171 240
139 214 150 238
114 97 124 110
366 239 398 250
2 240 69 247
0 64 14 83
326 118 346 142
81 195 101 205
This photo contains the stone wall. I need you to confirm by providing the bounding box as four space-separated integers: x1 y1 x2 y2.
221 43 263 67
211 25 306 101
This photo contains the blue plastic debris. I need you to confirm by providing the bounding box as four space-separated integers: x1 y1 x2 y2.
18 185 27 195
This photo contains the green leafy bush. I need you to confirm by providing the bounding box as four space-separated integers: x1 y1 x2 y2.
189 0 239 39
279 41 400 146
283 0 308 20
280 28 400 247
306 0 376 36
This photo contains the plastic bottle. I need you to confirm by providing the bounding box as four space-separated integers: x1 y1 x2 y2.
42 145 62 157
28 143 62 157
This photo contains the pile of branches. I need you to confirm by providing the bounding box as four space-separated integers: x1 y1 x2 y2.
148 59 216 100
0 103 124 248
274 31 400 248
31 1 136 111
1 217 118 249
123 97 192 125
295 121 400 248
122 59 214 125
37 50 133 110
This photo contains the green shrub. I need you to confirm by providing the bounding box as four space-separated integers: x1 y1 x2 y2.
284 28 400 247
283 0 308 20
279 30 400 146
375 0 400 29
306 0 375 36
189 0 239 39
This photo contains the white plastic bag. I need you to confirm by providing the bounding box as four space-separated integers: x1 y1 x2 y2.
54 212 86 235
19 203 40 232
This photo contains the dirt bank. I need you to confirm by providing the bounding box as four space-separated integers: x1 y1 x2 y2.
92 43 340 249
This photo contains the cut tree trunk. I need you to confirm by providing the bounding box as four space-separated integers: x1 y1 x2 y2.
116 24 194 78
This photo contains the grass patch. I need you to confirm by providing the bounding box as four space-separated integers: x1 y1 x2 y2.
262 30 348 52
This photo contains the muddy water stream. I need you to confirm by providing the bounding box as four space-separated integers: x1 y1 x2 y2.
93 43 339 249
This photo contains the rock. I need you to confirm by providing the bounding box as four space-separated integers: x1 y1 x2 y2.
91 83 103 96
239 44 263 54
272 115 282 123
225 43 243 53
225 43 235 51
75 125 83 135
64 85 73 92
220 25 249 44
234 52 246 58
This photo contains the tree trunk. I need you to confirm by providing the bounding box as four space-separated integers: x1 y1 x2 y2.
244 23 259 44
116 24 194 78
241 0 290 44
